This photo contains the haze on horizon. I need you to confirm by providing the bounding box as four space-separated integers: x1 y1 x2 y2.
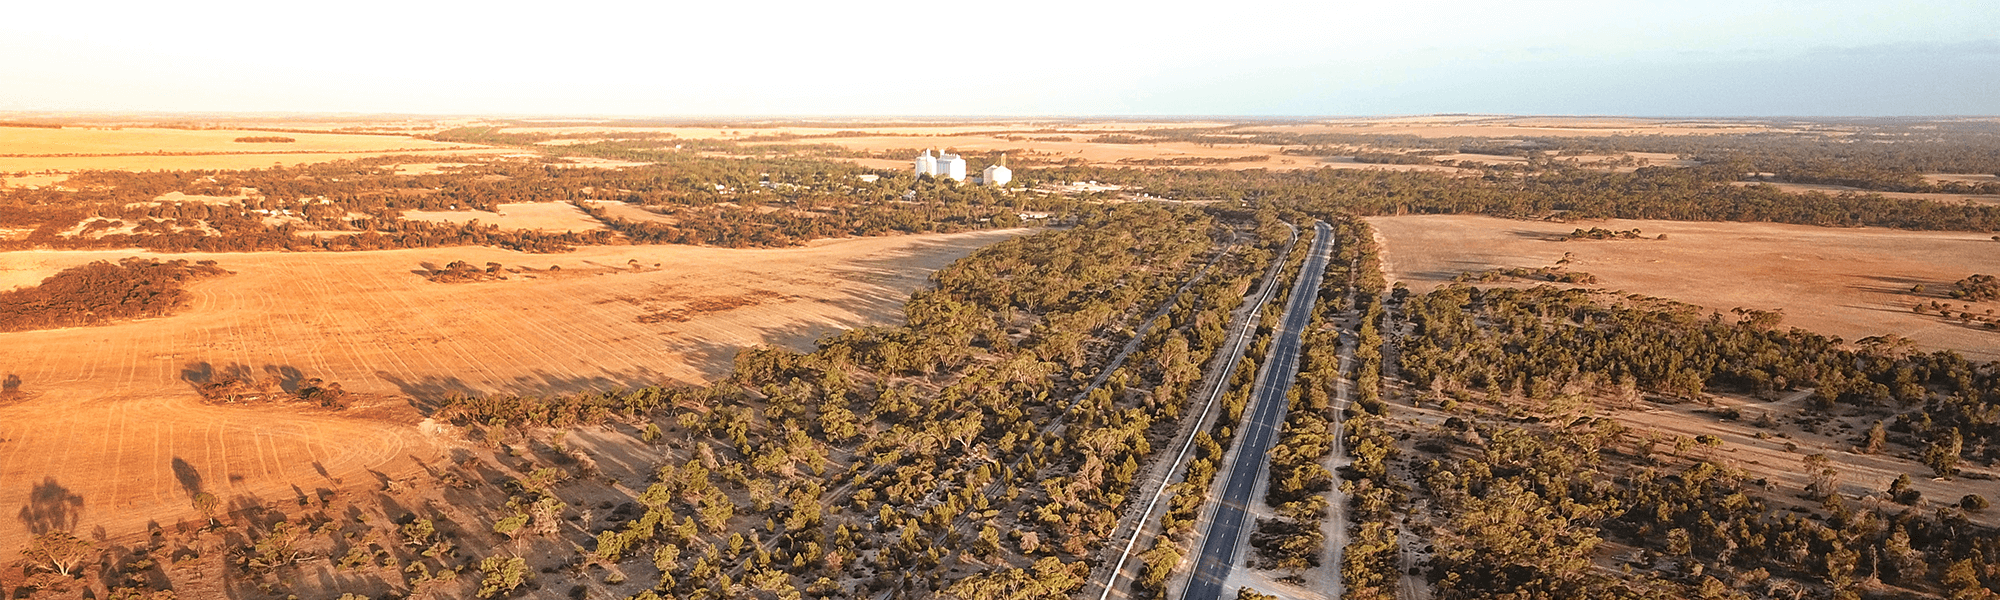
4 0 1998 117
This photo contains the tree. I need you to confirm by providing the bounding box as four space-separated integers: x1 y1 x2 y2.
1803 454 1840 499
1862 421 1886 454
1942 559 1991 600
1923 427 1963 478
1888 473 1921 504
22 531 96 576
477 556 528 598
1237 588 1278 600
192 492 220 526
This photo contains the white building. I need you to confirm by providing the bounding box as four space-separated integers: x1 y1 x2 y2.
914 148 968 181
982 155 1012 186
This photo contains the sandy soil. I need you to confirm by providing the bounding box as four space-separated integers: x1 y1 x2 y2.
1366 215 2000 361
0 229 1020 550
1735 181 2000 206
402 202 607 233
1611 392 1999 530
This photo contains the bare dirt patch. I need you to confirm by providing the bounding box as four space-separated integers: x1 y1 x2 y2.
1367 215 2000 361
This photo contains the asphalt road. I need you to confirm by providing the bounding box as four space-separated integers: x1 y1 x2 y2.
1183 221 1334 600
1089 224 1296 600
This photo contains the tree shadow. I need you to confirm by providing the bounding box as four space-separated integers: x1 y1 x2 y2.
263 364 306 393
1847 274 1940 297
172 457 204 499
17 477 84 535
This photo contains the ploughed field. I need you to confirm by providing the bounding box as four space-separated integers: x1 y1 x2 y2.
1367 215 2000 361
0 229 1017 551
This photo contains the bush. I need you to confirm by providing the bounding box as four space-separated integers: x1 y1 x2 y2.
1963 494 1990 512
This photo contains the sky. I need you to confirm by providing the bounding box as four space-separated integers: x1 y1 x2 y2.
3 0 1997 117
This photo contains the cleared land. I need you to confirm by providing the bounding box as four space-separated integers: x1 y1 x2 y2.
1243 116 1812 137
1733 180 2000 206
401 202 608 233
510 121 1466 172
1367 215 2000 361
0 126 508 173
0 149 516 174
0 229 1020 550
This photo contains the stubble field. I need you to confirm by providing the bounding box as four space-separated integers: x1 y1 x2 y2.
0 228 1019 551
1367 215 2000 361
0 126 509 177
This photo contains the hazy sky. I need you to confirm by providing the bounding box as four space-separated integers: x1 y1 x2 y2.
4 0 1997 116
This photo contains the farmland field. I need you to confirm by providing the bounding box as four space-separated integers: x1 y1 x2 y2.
0 228 1020 551
1367 215 2000 361
0 126 507 174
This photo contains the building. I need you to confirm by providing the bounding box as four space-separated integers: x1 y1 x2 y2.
982 154 1012 186
914 148 968 181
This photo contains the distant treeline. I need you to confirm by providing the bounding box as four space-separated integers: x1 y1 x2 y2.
1037 163 2000 232
0 258 228 332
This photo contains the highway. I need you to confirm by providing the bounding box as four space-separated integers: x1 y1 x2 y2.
1087 223 1296 600
1182 220 1335 600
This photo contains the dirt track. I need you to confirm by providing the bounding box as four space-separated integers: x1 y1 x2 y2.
0 229 1020 550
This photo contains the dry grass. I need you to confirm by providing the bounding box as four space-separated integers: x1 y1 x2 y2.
0 228 1021 550
401 201 607 232
1366 215 2000 361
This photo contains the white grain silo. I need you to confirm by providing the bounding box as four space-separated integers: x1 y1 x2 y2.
914 149 938 178
937 151 967 181
982 154 1012 186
